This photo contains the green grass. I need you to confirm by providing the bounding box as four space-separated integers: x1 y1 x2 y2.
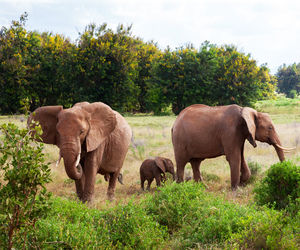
255 96 300 123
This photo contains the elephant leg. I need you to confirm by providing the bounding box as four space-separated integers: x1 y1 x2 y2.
176 158 187 183
75 174 85 200
225 149 241 190
147 178 153 191
155 175 161 187
190 158 203 182
75 162 85 200
141 176 145 191
81 165 98 203
240 145 251 185
107 172 119 201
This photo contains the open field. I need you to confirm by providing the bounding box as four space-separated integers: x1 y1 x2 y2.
1 99 299 209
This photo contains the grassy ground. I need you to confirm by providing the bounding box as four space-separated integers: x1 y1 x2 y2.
1 98 299 209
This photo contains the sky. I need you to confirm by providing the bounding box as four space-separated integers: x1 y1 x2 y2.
1 0 300 74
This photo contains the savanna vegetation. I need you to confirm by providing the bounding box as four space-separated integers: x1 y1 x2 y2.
0 98 299 249
0 13 300 249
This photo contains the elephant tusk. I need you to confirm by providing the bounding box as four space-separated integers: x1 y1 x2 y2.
275 144 296 151
75 154 81 167
55 152 62 167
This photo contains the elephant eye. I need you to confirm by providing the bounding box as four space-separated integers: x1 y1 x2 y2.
269 126 273 130
80 129 84 134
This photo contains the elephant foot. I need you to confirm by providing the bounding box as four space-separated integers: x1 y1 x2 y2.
76 191 83 200
231 184 238 191
239 180 248 187
107 192 115 201
81 192 94 203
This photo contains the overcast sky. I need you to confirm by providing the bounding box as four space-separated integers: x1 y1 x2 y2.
1 0 300 73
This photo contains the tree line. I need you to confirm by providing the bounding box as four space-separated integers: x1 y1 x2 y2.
0 14 279 115
276 63 300 98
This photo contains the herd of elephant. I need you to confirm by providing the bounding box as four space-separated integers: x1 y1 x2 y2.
28 101 294 202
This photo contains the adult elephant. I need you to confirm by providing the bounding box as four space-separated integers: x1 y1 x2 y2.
28 102 132 202
172 104 293 190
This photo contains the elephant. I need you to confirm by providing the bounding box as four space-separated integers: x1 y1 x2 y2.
140 157 175 190
27 101 132 202
172 104 294 190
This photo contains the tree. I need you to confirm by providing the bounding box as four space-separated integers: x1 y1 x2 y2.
148 42 275 114
0 13 29 114
277 63 300 97
213 45 276 106
0 123 52 249
135 41 161 112
76 23 140 112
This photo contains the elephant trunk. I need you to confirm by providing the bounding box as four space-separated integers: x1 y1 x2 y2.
61 149 83 180
274 144 285 162
272 135 285 162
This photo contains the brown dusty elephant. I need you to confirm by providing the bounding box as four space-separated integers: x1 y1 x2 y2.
172 104 294 190
140 157 175 191
28 101 132 202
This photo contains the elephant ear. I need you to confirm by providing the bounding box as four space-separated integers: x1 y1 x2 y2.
155 157 166 173
27 106 63 145
241 107 257 148
79 102 117 152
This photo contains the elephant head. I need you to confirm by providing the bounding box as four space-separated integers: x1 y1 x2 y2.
154 157 176 180
242 107 293 162
28 102 116 180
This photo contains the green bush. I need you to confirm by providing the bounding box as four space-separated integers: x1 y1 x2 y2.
288 90 298 99
254 161 300 210
0 123 52 249
227 207 299 249
143 182 251 248
34 197 168 249
143 181 300 249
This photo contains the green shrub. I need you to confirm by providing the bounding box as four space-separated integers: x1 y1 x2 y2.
144 182 206 233
227 207 299 249
34 198 111 249
0 123 52 249
143 182 251 249
144 181 300 249
254 161 300 210
103 200 168 249
34 197 167 249
288 90 298 99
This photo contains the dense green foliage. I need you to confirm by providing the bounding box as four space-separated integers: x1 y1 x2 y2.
254 161 300 210
227 207 299 249
277 63 300 97
0 14 276 114
0 123 52 249
14 182 298 249
33 198 167 249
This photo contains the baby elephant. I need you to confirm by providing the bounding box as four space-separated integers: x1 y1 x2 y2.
140 157 175 191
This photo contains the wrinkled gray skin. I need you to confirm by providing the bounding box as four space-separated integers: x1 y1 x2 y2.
140 157 175 191
28 102 132 202
172 104 287 190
